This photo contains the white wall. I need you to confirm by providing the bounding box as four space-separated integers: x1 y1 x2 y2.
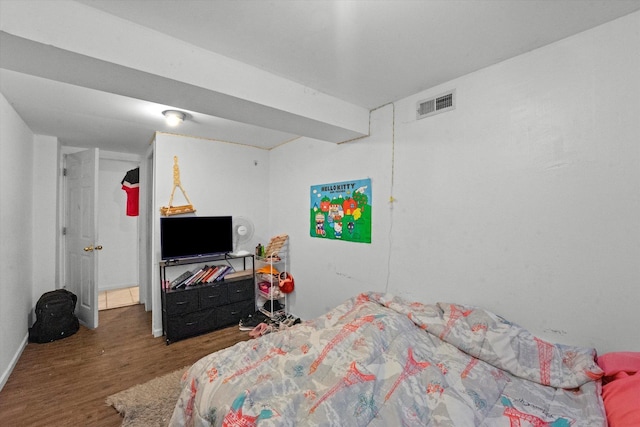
269 12 640 354
31 135 60 319
390 11 639 353
268 105 395 315
150 133 271 336
0 94 35 389
98 158 139 291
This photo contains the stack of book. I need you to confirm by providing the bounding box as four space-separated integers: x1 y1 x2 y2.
170 264 241 289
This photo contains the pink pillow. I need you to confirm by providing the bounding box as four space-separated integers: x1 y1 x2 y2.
597 352 640 426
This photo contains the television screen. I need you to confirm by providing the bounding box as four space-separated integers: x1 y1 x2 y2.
160 216 233 260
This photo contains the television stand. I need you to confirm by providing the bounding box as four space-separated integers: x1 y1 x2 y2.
159 253 254 344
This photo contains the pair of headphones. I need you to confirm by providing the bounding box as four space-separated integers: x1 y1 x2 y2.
278 272 295 294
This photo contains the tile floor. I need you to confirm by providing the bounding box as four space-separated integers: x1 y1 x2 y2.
98 286 139 310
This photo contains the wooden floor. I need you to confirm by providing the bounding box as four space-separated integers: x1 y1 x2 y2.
0 304 252 426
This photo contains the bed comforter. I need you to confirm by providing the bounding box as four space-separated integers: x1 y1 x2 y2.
169 292 606 426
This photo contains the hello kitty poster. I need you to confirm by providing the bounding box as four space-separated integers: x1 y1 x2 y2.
309 178 371 243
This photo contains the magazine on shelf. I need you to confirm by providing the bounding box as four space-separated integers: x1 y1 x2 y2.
199 266 218 283
209 265 230 282
215 266 233 281
185 265 208 286
224 269 252 280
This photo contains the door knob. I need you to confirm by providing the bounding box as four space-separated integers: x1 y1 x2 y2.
83 246 94 252
95 245 103 250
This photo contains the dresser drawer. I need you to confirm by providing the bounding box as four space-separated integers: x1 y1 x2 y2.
161 255 256 344
199 283 229 309
166 308 216 342
165 289 199 316
216 300 254 328
227 278 254 303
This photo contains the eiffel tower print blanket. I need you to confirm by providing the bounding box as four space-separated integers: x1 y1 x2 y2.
169 292 606 426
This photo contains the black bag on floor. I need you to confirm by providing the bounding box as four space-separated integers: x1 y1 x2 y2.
29 289 80 343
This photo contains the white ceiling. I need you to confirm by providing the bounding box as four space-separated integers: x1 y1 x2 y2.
1 0 639 154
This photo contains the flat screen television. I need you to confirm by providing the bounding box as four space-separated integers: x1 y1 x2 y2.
160 216 233 260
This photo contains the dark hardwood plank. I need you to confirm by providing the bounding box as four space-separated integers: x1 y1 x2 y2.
0 304 251 426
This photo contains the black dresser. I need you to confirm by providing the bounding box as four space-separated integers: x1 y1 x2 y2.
160 254 254 344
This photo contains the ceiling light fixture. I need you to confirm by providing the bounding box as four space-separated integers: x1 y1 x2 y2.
162 110 186 126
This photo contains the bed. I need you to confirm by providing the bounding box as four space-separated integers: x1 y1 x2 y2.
169 292 607 426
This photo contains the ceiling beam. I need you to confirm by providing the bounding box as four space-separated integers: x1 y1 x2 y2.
0 1 369 143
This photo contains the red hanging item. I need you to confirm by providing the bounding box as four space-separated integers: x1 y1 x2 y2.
121 167 139 216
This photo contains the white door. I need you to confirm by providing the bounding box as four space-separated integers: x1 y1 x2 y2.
65 149 100 328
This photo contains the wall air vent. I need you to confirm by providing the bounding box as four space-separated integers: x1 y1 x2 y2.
416 90 456 120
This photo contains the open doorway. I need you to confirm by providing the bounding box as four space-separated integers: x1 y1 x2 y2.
61 149 142 324
96 157 140 308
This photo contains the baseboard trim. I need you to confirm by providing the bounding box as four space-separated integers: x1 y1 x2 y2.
0 333 28 391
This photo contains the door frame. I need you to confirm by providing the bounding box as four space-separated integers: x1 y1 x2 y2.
141 147 154 312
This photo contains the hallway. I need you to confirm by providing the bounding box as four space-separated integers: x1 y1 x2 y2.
98 286 139 310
